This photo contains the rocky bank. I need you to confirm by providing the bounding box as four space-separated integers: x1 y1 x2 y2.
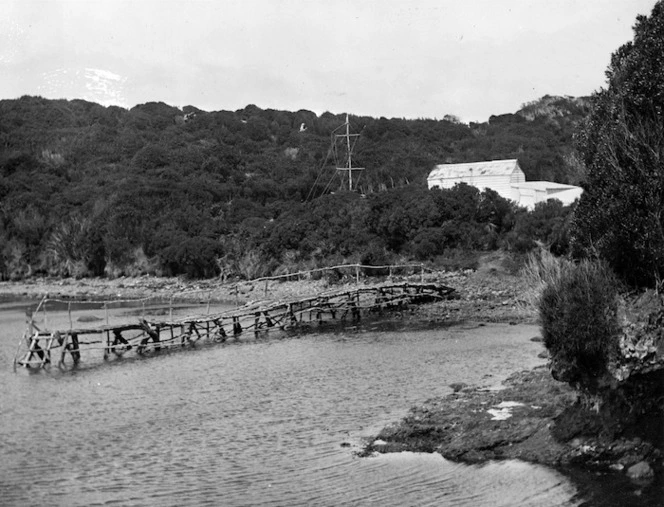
362 276 664 505
3 260 661 502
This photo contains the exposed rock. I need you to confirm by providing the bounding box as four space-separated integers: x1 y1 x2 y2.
449 382 467 392
612 290 664 381
363 367 576 464
627 461 654 482
362 366 663 488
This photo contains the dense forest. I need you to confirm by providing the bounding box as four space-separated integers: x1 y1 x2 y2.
0 94 589 280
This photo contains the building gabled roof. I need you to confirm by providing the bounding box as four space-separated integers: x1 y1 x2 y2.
428 159 521 180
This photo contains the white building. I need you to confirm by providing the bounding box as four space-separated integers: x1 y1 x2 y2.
510 181 583 209
427 159 582 209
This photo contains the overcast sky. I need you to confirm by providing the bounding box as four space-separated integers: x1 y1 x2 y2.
1 0 657 122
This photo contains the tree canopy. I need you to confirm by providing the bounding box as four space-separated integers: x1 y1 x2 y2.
0 95 586 279
572 1 664 288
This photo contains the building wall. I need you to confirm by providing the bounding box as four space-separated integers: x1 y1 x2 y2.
427 161 581 210
510 171 526 184
428 169 524 202
518 188 536 209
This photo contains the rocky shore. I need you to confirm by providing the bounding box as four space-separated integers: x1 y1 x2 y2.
0 256 535 323
362 365 662 501
3 261 661 503
359 266 664 505
0 274 334 308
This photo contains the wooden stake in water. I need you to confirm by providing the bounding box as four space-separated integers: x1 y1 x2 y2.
58 333 69 368
43 296 48 330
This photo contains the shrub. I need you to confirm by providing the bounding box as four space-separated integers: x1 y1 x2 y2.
159 237 222 278
410 227 446 260
432 248 481 272
539 260 621 384
360 244 390 277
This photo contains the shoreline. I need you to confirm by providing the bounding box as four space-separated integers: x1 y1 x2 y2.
0 258 538 324
4 270 661 502
361 365 663 504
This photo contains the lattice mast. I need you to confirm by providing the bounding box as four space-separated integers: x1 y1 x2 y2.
334 114 364 191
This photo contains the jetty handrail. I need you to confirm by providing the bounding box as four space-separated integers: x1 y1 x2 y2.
21 263 445 337
13 280 456 372
248 262 427 284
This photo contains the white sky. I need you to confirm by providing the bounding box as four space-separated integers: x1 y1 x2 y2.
0 0 657 122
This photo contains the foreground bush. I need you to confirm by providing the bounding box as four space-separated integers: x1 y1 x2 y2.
572 2 664 288
540 260 621 384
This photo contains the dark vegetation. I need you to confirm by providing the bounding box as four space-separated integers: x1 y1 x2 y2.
571 0 664 289
0 92 588 280
538 2 664 476
543 0 664 363
540 260 621 383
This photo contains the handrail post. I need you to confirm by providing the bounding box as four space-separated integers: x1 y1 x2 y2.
43 294 48 330
28 305 35 336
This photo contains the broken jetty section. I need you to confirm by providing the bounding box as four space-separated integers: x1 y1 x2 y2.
13 280 455 372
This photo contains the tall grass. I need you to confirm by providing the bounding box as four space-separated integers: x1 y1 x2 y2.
520 249 573 311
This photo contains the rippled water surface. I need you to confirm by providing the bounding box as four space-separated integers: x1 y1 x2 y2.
0 302 580 506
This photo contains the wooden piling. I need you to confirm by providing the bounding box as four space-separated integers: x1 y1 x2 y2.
70 333 80 364
233 316 242 336
42 297 48 331
103 330 110 360
58 332 69 368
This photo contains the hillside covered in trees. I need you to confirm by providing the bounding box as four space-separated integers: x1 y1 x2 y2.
0 94 589 280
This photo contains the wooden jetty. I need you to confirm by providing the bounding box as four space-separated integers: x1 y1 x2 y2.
13 281 455 372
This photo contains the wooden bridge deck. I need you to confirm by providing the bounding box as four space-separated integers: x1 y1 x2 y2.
13 281 455 371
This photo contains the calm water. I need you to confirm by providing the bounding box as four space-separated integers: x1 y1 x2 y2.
0 301 580 506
